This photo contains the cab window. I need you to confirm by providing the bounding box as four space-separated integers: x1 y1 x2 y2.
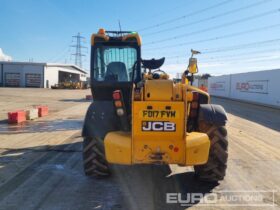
93 46 137 82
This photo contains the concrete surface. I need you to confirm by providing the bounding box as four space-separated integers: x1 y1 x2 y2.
0 88 279 210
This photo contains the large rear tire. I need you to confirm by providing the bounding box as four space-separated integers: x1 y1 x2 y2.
194 121 228 182
83 137 111 177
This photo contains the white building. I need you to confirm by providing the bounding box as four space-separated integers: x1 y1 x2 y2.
0 61 88 88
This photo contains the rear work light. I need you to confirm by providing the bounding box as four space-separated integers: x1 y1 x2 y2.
116 108 124 116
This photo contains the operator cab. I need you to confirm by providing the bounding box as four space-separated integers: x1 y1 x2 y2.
90 29 142 107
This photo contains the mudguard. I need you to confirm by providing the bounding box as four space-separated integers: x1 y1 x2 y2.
199 104 227 126
82 101 119 139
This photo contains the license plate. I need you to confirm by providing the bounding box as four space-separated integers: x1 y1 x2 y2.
141 110 178 119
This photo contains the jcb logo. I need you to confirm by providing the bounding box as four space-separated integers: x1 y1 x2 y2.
142 121 176 132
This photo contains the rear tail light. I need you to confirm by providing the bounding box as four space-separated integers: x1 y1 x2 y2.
112 90 129 131
113 91 121 100
192 92 199 101
113 90 125 116
191 101 199 109
190 110 197 118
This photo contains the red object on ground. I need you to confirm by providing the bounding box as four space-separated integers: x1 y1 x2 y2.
37 106 49 117
8 111 26 124
86 95 93 100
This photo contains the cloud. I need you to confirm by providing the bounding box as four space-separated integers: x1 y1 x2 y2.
0 48 12 61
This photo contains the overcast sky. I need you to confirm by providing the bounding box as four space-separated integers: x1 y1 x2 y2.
0 0 280 77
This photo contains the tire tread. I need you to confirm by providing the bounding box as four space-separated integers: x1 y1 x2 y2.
194 121 228 182
83 137 110 177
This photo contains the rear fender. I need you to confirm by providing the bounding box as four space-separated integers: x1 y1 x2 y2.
199 104 227 126
82 101 119 139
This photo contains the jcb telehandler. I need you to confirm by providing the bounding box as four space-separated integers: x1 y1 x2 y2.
82 29 228 182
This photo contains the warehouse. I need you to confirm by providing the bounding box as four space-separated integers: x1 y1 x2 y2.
0 61 87 88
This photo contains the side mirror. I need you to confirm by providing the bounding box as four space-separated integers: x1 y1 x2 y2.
188 57 198 74
141 57 165 70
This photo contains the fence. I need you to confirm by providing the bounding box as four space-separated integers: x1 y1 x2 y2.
208 69 280 108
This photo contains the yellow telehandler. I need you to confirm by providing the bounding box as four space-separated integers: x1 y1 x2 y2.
82 29 228 182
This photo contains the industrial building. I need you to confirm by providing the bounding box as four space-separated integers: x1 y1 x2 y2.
0 61 87 88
